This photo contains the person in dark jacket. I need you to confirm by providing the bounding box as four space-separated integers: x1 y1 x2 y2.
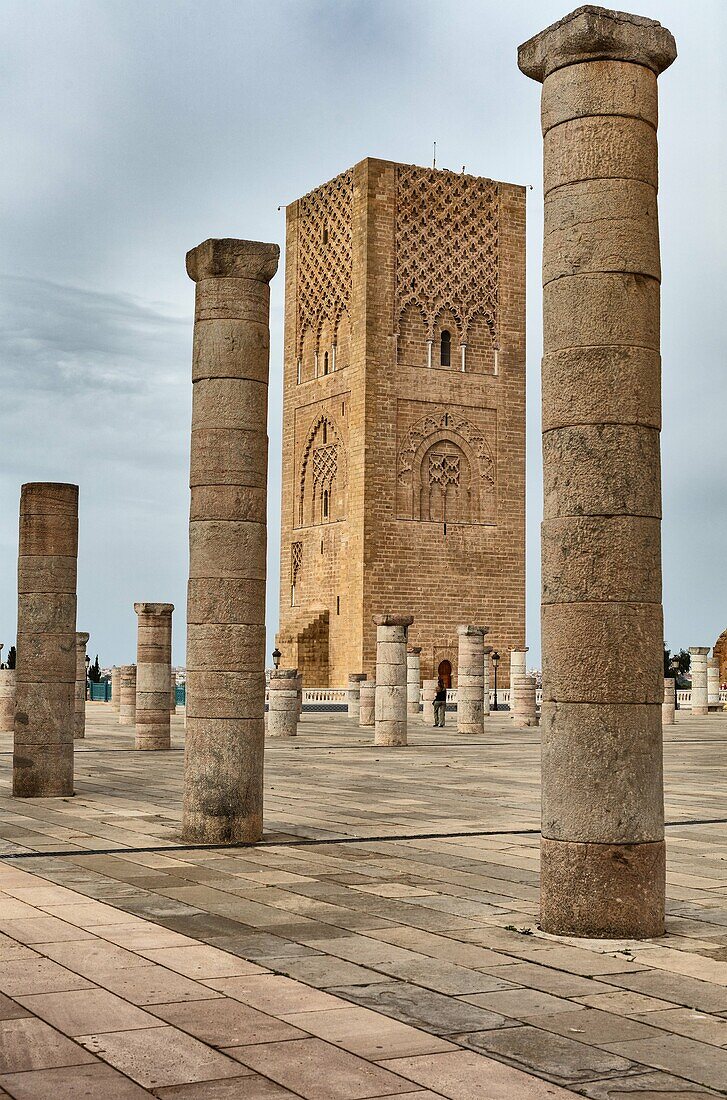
433 678 447 728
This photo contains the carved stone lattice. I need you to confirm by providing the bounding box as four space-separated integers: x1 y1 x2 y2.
296 169 353 353
398 409 495 488
312 445 338 490
395 166 499 342
291 542 303 585
429 452 460 488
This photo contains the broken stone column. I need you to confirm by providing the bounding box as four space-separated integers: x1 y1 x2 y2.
359 680 376 727
111 666 121 712
170 671 177 713
374 615 413 746
74 632 89 740
134 603 173 750
519 7 676 937
512 674 539 728
690 647 709 716
457 626 487 735
707 658 720 707
182 237 279 845
267 669 300 738
662 677 676 726
406 648 422 717
347 673 366 720
483 646 492 717
118 665 137 726
13 482 78 797
0 669 16 733
509 648 528 688
422 679 437 725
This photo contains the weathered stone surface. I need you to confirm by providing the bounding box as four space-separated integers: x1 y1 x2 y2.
542 701 663 841
541 58 658 133
707 657 720 705
374 617 412 746
457 626 486 735
542 427 661 518
134 603 173 752
519 6 677 84
540 837 665 938
544 273 659 353
545 116 657 193
662 676 676 726
359 680 376 727
422 678 438 725
512 674 539 729
0 669 15 733
267 669 300 739
13 482 78 798
118 665 136 725
347 673 367 719
542 516 661 604
543 178 659 284
542 346 661 432
183 239 278 844
689 647 709 716
111 667 121 712
406 649 421 717
74 631 89 740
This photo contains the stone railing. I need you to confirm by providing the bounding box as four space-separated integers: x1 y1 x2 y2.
676 689 727 709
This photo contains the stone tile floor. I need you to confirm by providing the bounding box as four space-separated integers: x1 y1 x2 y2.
0 705 726 1097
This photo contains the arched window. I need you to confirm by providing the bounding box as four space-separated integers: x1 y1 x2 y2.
322 489 329 520
440 330 451 367
323 351 329 376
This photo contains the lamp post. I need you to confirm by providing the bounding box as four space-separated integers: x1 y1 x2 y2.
85 654 90 700
670 656 680 710
272 647 281 671
491 650 500 711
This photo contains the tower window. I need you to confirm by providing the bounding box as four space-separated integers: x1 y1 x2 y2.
440 330 451 367
336 596 340 615
322 224 328 244
323 489 329 520
323 351 329 375
322 422 327 444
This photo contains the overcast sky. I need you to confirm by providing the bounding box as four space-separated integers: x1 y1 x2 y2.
1 0 724 670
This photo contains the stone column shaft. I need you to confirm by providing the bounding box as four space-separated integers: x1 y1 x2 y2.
119 665 137 726
374 615 413 746
512 674 539 728
74 632 89 740
359 681 376 727
707 658 720 706
406 648 422 717
267 669 300 738
134 603 173 750
483 646 492 717
111 666 121 712
182 237 279 844
509 648 528 690
347 673 367 720
13 482 78 797
0 670 16 733
422 679 437 725
519 7 676 937
662 677 676 726
457 626 487 735
690 647 709 715
170 670 177 713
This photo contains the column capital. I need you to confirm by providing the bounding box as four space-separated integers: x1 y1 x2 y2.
689 646 710 656
186 238 280 284
134 603 174 617
407 646 422 656
457 625 487 637
373 614 414 628
518 5 676 83
76 632 89 646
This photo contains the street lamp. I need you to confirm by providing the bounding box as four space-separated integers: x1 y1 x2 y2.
491 650 500 711
85 654 91 700
272 647 281 671
670 655 680 709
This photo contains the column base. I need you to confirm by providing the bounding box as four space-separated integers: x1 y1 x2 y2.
692 706 708 716
540 836 665 938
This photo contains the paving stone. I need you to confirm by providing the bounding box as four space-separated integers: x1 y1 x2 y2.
0 1017 96 1073
605 1034 727 1092
0 958 93 996
151 997 308 1047
153 1077 300 1099
459 1025 639 1085
16 987 166 1036
0 1062 152 1098
79 1025 248 1089
573 1069 721 1097
332 981 517 1036
258 953 389 988
280 1004 456 1060
206 974 353 1015
462 988 583 1019
138 945 266 980
379 1049 579 1098
93 963 223 1005
605 971 727 1014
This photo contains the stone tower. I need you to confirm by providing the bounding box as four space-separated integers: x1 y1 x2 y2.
277 158 526 686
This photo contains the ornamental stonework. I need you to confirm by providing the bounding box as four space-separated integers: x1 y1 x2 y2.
296 169 353 354
394 165 499 343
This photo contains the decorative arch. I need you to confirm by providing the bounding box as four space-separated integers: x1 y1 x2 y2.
397 301 428 367
297 414 348 528
463 311 497 374
397 409 495 525
334 308 351 371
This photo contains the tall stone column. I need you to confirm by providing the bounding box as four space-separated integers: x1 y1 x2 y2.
111 666 121 712
134 603 173 750
267 670 300 738
74 632 89 739
347 673 366 720
519 7 676 937
512 674 539 728
662 677 676 726
690 647 709 715
374 615 413 746
509 648 528 689
182 237 279 845
0 669 16 733
406 648 422 717
457 626 486 735
422 679 437 725
170 671 177 713
483 646 492 717
707 657 720 707
13 482 78 797
359 681 376 727
118 665 137 726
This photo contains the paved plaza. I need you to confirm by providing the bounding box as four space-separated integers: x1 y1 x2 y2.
0 707 724 1096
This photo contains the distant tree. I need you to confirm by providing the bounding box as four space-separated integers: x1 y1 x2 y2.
7 646 16 670
664 646 691 679
88 655 101 683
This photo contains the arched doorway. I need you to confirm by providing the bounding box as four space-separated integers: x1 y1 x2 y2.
438 659 452 689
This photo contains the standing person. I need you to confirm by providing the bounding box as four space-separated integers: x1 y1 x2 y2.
433 678 447 728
